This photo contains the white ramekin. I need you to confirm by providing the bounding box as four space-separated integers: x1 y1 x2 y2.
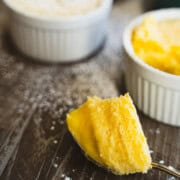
3 0 112 63
123 9 180 127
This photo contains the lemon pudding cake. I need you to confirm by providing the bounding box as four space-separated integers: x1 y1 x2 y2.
132 17 180 75
66 94 152 175
6 0 102 17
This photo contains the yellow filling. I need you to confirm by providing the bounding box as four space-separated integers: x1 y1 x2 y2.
66 94 152 175
132 17 180 75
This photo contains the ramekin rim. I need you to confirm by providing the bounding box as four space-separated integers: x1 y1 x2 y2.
3 0 112 22
123 8 180 80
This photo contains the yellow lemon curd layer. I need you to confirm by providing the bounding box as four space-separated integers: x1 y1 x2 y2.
132 17 180 75
66 94 152 175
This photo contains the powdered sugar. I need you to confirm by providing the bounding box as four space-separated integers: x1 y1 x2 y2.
7 0 102 17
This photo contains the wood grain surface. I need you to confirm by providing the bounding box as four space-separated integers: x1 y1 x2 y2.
0 0 179 180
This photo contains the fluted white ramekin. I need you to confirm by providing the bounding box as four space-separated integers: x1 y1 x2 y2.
3 0 112 63
123 9 180 127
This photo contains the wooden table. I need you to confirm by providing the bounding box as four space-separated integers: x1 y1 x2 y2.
0 0 179 179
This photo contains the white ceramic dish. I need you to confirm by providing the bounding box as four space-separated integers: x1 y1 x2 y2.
3 0 112 63
123 9 180 127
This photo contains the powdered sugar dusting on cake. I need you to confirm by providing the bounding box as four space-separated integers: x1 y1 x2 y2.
7 0 102 17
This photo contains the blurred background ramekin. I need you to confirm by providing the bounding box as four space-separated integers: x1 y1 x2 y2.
123 9 180 127
3 0 112 63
